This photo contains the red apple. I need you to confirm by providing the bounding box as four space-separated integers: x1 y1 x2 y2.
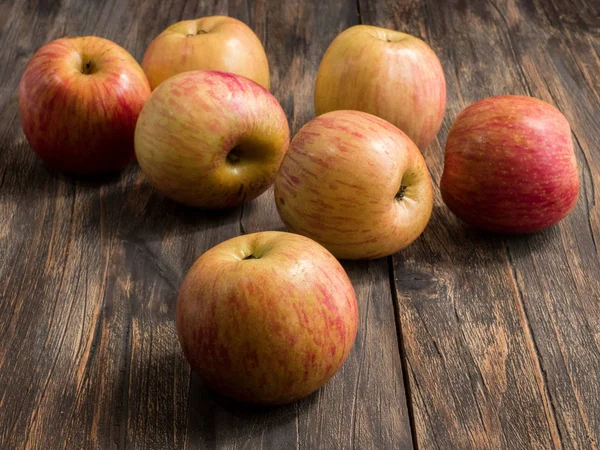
134 70 289 208
314 25 446 150
19 37 151 174
274 110 434 260
441 95 580 233
177 231 358 405
142 16 270 91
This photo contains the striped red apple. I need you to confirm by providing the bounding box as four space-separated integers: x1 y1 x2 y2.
315 25 446 150
441 95 579 233
19 37 151 174
274 110 433 260
177 231 358 405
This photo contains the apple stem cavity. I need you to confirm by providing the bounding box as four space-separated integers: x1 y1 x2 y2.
82 60 93 74
395 185 408 201
187 30 207 37
243 254 258 260
226 148 242 165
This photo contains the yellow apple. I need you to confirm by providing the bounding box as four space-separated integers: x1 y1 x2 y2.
134 70 289 209
142 16 269 90
314 25 446 150
274 110 433 260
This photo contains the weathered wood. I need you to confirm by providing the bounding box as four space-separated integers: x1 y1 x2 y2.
359 0 600 448
241 1 414 449
2 0 600 449
0 0 413 449
0 2 242 448
491 1 600 447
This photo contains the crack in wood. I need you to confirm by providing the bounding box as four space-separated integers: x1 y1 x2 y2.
388 257 419 450
504 242 564 450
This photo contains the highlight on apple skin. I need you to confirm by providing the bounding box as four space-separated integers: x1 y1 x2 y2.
314 25 446 151
441 95 580 233
274 110 434 260
142 16 270 91
176 231 359 405
134 70 290 209
19 36 151 174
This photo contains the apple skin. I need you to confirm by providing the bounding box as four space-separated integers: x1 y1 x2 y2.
19 37 151 174
274 110 433 260
176 231 358 405
314 25 446 150
441 95 580 233
142 16 270 91
134 70 290 208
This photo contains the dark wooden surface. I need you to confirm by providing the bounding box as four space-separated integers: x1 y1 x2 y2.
0 0 598 449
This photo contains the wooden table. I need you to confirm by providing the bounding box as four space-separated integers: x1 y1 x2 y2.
1 0 599 448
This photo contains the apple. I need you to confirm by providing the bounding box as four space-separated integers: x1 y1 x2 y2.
134 70 289 208
142 16 270 91
18 37 151 174
177 231 358 405
274 110 433 260
314 25 446 151
441 95 579 233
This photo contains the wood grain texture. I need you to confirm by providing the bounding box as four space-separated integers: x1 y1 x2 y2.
358 0 600 449
0 0 412 449
0 2 241 448
241 0 414 448
489 1 600 447
2 0 599 449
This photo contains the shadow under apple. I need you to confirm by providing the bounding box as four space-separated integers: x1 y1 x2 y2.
185 371 318 448
412 203 558 265
2 152 245 238
112 343 319 448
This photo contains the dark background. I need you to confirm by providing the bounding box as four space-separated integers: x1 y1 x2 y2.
0 0 599 448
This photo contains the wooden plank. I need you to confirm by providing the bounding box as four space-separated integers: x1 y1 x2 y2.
215 0 414 448
356 0 600 448
240 1 414 448
0 2 140 448
0 1 238 449
485 0 600 447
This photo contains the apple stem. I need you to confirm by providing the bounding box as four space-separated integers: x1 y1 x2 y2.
395 185 408 201
227 149 242 164
82 60 92 74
